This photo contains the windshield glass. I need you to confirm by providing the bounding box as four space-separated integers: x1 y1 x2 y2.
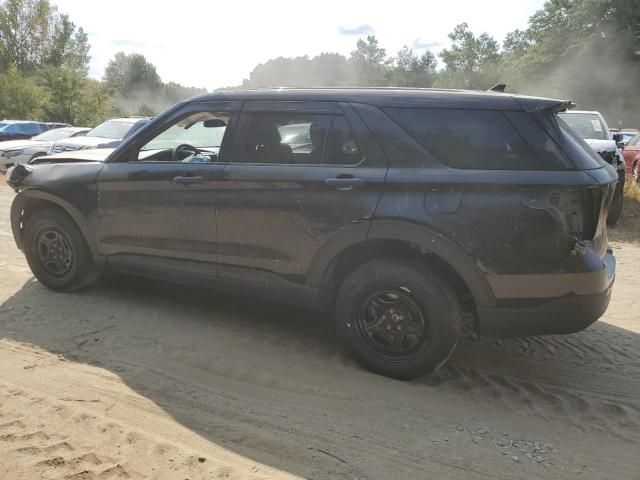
558 113 608 141
141 114 228 151
33 128 77 141
87 120 133 139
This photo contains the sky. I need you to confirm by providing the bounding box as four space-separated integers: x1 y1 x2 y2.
53 0 546 90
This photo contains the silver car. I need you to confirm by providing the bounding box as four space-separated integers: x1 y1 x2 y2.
0 127 89 169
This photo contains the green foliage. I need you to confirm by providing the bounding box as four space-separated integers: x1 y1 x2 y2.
388 46 437 87
0 0 89 74
350 35 390 86
39 66 86 124
0 66 45 118
103 52 162 96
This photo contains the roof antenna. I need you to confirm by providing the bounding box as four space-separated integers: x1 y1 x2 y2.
488 83 506 93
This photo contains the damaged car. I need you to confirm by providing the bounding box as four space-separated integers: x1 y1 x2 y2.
5 88 617 379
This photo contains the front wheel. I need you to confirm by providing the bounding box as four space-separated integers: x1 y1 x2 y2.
335 259 461 379
23 209 99 291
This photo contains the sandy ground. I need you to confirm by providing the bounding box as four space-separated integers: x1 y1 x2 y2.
0 181 639 480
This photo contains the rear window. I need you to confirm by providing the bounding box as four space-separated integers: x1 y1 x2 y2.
555 115 607 170
558 112 608 141
385 108 542 170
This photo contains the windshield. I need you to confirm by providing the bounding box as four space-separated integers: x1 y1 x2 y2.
33 128 78 141
141 115 227 152
558 113 608 141
87 120 134 139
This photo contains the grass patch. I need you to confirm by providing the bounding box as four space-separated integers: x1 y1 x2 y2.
609 181 640 243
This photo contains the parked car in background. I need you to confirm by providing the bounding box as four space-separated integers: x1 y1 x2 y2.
558 110 625 225
0 121 46 141
0 127 89 169
619 129 639 146
620 132 640 183
49 117 152 153
42 122 73 131
5 88 618 379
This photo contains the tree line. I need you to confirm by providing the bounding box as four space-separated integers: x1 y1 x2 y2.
230 0 640 127
0 0 204 126
1 0 639 127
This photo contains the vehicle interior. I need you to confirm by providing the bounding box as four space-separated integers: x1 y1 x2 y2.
138 112 229 162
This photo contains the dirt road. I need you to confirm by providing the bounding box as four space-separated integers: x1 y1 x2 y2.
1 181 639 480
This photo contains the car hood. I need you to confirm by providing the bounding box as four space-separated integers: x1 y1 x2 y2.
584 138 617 152
0 139 43 151
31 148 115 164
53 136 121 149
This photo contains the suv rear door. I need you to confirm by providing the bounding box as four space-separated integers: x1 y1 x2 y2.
216 101 387 286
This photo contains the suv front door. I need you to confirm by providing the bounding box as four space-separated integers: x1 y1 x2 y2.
95 101 239 272
216 101 388 288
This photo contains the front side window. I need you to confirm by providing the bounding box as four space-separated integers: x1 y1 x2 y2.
240 112 363 165
385 108 541 170
137 111 230 163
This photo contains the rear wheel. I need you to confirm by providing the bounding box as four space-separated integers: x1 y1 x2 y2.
23 209 99 291
335 259 461 379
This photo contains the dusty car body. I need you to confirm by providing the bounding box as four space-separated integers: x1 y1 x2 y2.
6 88 618 378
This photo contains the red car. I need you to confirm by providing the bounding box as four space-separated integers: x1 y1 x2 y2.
621 132 640 182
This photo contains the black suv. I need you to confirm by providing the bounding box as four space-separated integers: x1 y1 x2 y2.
5 88 617 378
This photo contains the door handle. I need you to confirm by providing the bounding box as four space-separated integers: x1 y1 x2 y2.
173 175 204 186
324 176 366 191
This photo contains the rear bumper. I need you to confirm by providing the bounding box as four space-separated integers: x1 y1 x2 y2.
477 249 615 338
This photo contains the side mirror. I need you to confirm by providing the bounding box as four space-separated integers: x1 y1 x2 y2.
203 119 226 128
612 133 623 143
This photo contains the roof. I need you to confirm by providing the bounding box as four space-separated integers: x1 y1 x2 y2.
189 87 570 112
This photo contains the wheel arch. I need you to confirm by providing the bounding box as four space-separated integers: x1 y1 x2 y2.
10 189 99 256
307 219 495 311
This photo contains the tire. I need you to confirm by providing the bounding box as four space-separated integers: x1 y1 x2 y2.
607 182 624 226
23 208 99 292
335 258 461 379
633 162 639 184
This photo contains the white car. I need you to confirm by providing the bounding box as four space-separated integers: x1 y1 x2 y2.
0 127 89 169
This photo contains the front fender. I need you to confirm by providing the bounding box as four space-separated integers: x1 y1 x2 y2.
10 188 100 256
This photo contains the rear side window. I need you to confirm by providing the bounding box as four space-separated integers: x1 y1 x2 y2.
505 112 573 170
240 112 363 165
385 108 541 170
17 123 42 134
